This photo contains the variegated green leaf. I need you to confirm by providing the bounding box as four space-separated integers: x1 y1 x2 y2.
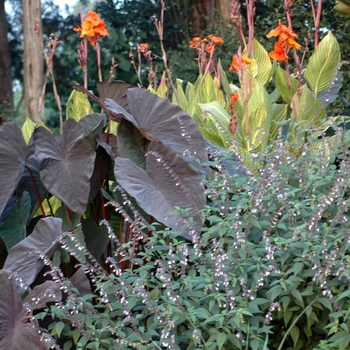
334 0 350 18
292 84 326 127
246 83 273 150
66 90 94 121
172 79 188 110
271 104 288 140
243 40 272 86
304 32 341 96
275 65 298 105
199 101 235 148
218 59 232 100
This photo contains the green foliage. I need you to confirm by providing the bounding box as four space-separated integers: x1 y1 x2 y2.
18 121 350 350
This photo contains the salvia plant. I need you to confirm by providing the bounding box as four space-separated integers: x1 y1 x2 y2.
1 1 350 350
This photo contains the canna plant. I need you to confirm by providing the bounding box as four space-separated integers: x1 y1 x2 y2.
173 0 344 166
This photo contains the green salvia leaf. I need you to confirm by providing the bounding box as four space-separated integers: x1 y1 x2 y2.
304 32 341 96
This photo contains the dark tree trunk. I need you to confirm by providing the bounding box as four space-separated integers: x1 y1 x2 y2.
189 0 215 37
22 0 43 123
0 0 13 124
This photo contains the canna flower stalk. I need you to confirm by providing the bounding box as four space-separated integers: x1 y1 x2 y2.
74 11 109 82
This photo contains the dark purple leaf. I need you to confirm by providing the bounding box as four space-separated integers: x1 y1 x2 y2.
23 280 62 310
4 217 62 286
117 119 147 169
0 269 54 350
0 123 34 217
97 80 135 120
115 141 205 240
33 119 96 214
106 88 208 174
128 88 208 172
70 267 92 297
82 218 109 260
16 155 48 214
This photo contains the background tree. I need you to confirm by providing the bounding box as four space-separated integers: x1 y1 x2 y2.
22 0 43 123
0 0 13 124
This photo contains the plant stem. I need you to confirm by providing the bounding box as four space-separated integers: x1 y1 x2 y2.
277 298 318 350
314 0 322 49
26 165 46 218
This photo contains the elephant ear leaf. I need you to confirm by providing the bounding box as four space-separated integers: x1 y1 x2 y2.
97 80 135 120
33 119 96 215
0 122 34 218
127 88 208 172
114 141 205 240
4 217 63 286
0 269 54 350
304 32 341 96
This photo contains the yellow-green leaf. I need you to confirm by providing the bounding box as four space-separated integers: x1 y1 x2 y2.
66 90 94 121
334 0 350 18
304 32 341 96
21 117 37 144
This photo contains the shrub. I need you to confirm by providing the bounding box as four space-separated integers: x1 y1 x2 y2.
6 121 348 350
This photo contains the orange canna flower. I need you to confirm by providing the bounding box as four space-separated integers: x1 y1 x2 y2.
229 54 252 72
205 44 215 53
74 10 109 46
230 92 239 105
286 37 302 50
266 19 298 40
189 37 202 48
139 43 149 53
268 42 288 62
207 34 224 45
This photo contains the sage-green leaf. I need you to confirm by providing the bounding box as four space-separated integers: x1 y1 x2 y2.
304 32 341 96
217 332 227 350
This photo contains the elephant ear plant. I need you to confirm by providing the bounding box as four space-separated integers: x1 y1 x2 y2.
0 82 208 348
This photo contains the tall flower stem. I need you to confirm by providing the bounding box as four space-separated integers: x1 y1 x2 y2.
96 42 102 82
83 36 88 90
154 0 179 104
246 0 255 57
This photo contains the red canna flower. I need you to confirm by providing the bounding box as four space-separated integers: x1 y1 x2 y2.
74 10 109 46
